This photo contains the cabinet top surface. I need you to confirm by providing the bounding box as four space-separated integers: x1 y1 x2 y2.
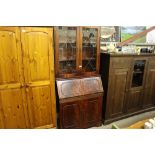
101 51 155 57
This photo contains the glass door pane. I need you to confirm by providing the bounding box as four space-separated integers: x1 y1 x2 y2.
82 28 98 72
132 60 146 87
58 27 77 74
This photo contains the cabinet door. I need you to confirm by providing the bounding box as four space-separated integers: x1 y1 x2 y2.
125 90 143 113
83 96 102 128
60 101 81 128
0 27 27 128
143 62 155 108
80 27 100 75
21 27 56 128
106 68 129 119
54 27 80 78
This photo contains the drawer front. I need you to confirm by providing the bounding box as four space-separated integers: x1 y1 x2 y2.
111 57 132 68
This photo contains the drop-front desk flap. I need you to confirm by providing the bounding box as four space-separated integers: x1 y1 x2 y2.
56 76 103 99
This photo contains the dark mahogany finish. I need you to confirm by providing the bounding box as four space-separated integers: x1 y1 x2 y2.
56 76 103 129
100 52 155 124
54 26 101 78
60 101 81 129
83 96 102 128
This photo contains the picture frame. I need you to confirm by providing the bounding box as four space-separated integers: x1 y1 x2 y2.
121 26 146 43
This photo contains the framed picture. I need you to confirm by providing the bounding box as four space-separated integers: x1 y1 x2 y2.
121 26 146 43
100 26 120 43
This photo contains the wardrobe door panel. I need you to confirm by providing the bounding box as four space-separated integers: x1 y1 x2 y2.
0 27 27 128
21 27 56 128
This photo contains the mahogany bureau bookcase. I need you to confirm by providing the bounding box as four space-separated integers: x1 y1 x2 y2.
54 26 104 128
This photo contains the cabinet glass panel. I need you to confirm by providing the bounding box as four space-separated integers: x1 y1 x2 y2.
82 28 97 72
132 60 146 87
58 27 77 74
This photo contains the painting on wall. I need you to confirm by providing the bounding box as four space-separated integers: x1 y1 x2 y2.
121 26 146 43
100 26 120 42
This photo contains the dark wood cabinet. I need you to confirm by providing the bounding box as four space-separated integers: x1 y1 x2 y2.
83 96 102 128
106 68 129 119
56 76 103 128
60 95 102 129
60 101 81 129
125 58 147 113
54 26 101 78
125 90 143 113
100 52 155 124
143 58 155 108
54 27 103 128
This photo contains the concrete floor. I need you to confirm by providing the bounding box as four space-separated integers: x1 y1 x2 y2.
91 110 155 129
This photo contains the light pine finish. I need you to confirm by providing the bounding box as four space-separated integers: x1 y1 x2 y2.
0 27 56 128
0 27 28 128
127 119 148 129
21 27 56 128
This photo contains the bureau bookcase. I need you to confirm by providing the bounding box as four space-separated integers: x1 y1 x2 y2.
54 26 104 128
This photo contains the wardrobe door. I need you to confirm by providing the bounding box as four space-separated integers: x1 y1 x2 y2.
21 27 56 128
0 27 28 128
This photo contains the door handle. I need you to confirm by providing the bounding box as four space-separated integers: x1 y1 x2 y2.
25 83 30 93
20 83 29 92
20 83 31 88
25 83 31 87
79 65 82 69
20 83 25 88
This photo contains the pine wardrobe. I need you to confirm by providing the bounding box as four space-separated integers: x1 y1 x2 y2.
0 27 56 128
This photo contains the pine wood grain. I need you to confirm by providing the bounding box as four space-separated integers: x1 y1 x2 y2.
21 27 56 128
0 27 27 128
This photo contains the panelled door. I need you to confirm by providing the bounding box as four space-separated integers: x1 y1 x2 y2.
83 96 102 128
143 61 155 108
0 27 28 128
21 27 56 128
60 101 81 129
106 68 129 119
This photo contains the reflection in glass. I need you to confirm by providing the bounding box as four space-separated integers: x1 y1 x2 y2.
58 27 77 73
101 26 120 42
132 60 146 87
82 28 97 72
